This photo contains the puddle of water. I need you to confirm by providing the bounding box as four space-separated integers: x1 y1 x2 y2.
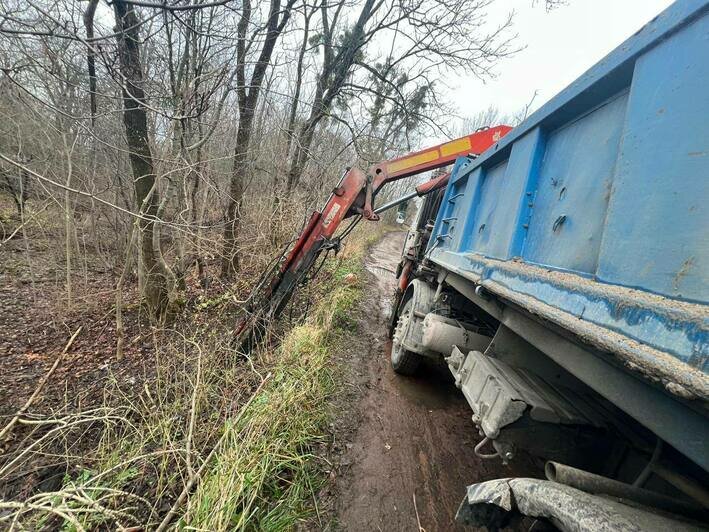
383 343 459 411
364 262 397 319
364 264 395 279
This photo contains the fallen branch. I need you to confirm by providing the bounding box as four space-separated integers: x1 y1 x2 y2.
154 372 272 532
0 409 126 479
0 326 82 443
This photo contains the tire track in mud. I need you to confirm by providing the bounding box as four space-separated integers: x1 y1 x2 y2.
321 231 529 531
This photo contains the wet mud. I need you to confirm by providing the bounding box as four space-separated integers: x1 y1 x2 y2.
319 231 535 531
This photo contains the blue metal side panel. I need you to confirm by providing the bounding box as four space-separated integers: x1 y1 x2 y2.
463 160 510 258
428 157 477 254
450 168 482 252
597 15 709 301
427 0 709 394
506 128 547 258
454 167 483 252
451 0 709 174
451 128 547 261
523 92 629 274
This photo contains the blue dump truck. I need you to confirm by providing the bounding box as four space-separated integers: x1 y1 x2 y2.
387 1 709 528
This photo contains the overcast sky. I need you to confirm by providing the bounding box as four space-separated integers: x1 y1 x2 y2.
451 0 674 121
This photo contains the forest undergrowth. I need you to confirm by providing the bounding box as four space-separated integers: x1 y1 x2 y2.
0 195 387 530
0 0 538 528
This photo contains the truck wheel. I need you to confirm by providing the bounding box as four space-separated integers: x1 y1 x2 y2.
391 298 421 375
387 287 404 339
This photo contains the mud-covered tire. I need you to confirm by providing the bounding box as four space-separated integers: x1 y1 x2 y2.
391 343 421 375
391 299 421 375
387 288 404 339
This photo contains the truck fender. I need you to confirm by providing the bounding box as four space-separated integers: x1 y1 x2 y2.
456 477 706 531
395 279 436 355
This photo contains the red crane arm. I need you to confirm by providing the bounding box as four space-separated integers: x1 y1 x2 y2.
236 125 512 343
285 125 512 269
371 126 512 189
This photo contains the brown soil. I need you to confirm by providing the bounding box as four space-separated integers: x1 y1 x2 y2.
318 231 537 531
0 207 153 499
0 200 227 500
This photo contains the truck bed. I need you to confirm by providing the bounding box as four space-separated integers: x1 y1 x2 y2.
428 0 708 417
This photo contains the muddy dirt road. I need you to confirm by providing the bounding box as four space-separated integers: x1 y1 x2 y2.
321 232 535 531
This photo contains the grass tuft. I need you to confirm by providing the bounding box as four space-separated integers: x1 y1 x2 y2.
2 223 385 531
183 226 379 530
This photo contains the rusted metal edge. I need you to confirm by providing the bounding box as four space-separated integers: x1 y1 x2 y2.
431 252 709 402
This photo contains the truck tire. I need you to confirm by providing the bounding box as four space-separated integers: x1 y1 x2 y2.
387 287 404 339
391 298 421 375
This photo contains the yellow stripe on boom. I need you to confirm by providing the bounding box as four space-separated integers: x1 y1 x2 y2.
387 149 439 174
440 137 472 157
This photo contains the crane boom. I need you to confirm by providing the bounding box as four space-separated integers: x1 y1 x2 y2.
235 125 512 347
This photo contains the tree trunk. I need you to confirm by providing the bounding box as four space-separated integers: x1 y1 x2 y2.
83 0 99 125
221 0 294 277
221 113 252 276
285 0 375 192
63 135 74 309
113 0 168 319
285 115 319 192
284 7 314 162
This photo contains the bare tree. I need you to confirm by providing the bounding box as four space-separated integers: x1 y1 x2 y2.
0 0 529 523
0 161 31 217
113 0 170 318
0 0 518 315
83 0 99 125
284 0 516 192
283 0 318 162
221 0 297 276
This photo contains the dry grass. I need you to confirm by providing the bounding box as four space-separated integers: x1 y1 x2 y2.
0 220 385 531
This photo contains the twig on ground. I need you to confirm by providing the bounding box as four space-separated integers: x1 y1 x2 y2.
0 408 127 479
154 372 272 532
0 326 82 443
413 491 425 532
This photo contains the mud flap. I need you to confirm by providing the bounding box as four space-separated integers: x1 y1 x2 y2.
456 478 704 532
